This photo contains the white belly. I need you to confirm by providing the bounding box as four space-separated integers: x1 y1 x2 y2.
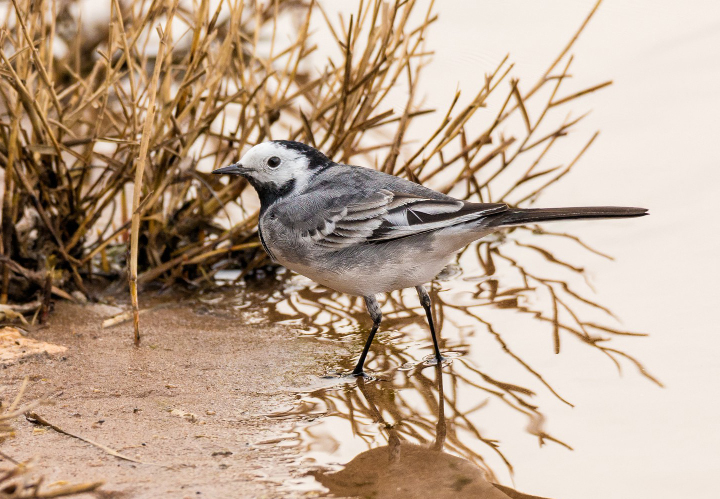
282 254 451 296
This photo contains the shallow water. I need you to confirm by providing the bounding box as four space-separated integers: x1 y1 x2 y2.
204 235 655 499
204 2 720 497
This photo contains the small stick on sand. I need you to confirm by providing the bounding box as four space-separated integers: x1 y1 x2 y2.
25 412 153 465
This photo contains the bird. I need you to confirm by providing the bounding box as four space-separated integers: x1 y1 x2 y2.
213 140 647 376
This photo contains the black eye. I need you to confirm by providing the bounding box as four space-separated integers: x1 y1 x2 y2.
267 156 281 168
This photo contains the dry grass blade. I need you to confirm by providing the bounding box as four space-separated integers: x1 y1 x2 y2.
128 6 176 346
1 380 104 498
24 412 152 465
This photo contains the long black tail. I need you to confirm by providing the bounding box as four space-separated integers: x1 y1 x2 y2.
489 206 648 227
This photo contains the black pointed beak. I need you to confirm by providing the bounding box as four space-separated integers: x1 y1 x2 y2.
212 163 249 176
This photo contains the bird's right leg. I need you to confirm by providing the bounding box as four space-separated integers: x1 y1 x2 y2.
352 295 382 376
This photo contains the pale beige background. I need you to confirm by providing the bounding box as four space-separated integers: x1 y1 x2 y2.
287 1 720 497
416 1 719 498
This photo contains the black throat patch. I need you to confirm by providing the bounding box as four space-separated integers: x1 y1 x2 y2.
248 176 297 216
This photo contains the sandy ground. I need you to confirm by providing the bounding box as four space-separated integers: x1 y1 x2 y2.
0 300 344 498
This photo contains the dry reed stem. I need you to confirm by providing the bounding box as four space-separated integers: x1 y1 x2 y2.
129 5 176 345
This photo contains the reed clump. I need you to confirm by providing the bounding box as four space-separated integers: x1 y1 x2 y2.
1 0 599 299
0 0 653 382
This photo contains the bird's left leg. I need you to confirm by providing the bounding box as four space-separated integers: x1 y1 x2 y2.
351 295 382 376
416 285 444 362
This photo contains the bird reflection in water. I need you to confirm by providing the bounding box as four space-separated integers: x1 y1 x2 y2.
310 365 553 499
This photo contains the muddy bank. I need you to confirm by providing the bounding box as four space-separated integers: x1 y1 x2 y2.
0 299 344 498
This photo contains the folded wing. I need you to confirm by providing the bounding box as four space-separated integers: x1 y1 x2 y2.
285 189 507 249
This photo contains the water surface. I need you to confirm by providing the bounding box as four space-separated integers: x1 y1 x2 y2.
227 1 719 496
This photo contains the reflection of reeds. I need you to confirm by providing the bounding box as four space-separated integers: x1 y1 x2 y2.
274 254 658 404
273 283 574 457
282 363 553 496
260 237 657 478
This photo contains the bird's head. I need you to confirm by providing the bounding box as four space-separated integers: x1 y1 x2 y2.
213 140 331 208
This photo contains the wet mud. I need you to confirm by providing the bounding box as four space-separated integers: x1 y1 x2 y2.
0 298 343 498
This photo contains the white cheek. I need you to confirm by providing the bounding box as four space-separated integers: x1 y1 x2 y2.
255 167 291 185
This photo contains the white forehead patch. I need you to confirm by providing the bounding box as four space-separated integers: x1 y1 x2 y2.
239 142 311 191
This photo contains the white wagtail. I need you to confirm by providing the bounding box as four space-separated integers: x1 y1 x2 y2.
213 140 647 375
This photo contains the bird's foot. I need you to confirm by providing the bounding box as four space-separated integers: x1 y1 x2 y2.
422 351 462 367
422 355 446 366
350 369 374 380
320 370 377 382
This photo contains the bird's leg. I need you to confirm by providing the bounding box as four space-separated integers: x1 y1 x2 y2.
416 285 444 362
352 295 382 376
